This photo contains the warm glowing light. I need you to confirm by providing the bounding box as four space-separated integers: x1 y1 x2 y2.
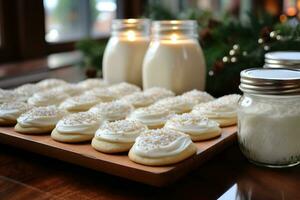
279 14 288 22
287 7 297 16
127 30 136 41
170 33 179 42
127 19 137 24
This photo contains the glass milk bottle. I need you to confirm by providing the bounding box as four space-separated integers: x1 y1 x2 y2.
103 19 150 87
143 20 206 94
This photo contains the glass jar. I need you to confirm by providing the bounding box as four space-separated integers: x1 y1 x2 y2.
142 20 206 94
238 68 300 168
103 19 150 87
264 51 300 69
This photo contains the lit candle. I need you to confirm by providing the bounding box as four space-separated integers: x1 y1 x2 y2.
103 19 150 87
143 20 206 94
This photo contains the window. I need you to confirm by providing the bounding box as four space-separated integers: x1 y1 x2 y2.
44 0 116 43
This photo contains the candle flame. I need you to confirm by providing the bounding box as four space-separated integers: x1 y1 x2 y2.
170 33 179 42
127 30 136 41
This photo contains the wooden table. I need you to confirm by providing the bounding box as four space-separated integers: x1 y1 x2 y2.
0 143 299 200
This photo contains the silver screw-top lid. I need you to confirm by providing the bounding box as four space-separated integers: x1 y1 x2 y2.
264 51 300 69
240 68 300 95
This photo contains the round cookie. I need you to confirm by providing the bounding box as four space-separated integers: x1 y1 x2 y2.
122 92 156 108
129 128 197 166
84 88 119 102
0 102 32 126
15 106 68 134
143 87 175 101
108 82 141 97
192 94 241 127
28 90 69 107
0 89 25 103
50 84 83 96
153 96 197 114
128 105 174 129
89 100 133 121
181 89 214 104
165 113 221 141
14 84 41 101
59 94 101 112
92 119 147 153
51 112 102 143
36 78 67 90
77 78 108 90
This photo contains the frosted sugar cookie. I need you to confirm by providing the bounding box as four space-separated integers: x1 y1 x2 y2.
108 82 141 97
36 78 67 90
50 83 83 96
143 87 175 101
128 105 173 129
181 89 214 104
165 113 221 141
14 84 41 101
77 78 108 90
153 96 197 114
15 106 68 134
89 100 133 121
0 102 32 126
129 128 197 166
0 89 26 103
51 112 102 143
84 87 119 102
59 94 100 112
122 92 156 108
28 90 69 106
192 94 241 127
92 119 147 153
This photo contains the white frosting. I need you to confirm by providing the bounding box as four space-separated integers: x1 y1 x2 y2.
14 84 41 100
77 78 108 89
84 88 119 102
181 89 214 104
95 120 147 143
108 82 141 97
143 87 175 101
0 89 25 103
17 106 68 127
0 102 32 120
59 94 100 111
28 90 69 106
56 112 102 135
50 84 83 96
192 94 240 119
153 96 197 113
36 78 67 90
128 105 173 126
131 128 193 158
89 100 133 121
165 113 220 134
122 92 155 107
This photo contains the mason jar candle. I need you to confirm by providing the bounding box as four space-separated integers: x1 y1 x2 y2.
264 51 300 69
103 19 150 87
142 20 206 94
238 68 300 168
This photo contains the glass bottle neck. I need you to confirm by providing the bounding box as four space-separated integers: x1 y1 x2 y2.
151 20 198 41
111 19 150 39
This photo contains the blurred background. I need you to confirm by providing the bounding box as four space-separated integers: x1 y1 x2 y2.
0 0 299 95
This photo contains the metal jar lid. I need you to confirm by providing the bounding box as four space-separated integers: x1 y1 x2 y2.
240 68 300 95
264 51 300 69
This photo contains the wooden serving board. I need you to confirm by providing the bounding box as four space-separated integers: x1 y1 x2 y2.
0 127 237 187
